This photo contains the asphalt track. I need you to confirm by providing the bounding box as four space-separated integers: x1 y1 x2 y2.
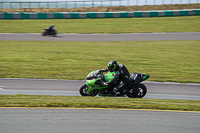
0 32 200 41
0 108 200 133
0 78 200 100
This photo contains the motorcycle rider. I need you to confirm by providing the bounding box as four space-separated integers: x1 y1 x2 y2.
100 60 131 96
46 25 54 33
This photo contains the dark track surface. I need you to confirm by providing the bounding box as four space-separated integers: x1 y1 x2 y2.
0 78 200 100
0 108 200 133
0 32 200 41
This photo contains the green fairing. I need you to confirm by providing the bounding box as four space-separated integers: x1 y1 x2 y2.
86 79 99 86
104 71 115 82
85 70 116 92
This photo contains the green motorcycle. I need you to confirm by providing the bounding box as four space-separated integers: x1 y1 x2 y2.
79 69 150 98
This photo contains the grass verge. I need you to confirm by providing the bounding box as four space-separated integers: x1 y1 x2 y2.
0 40 200 83
0 95 200 111
0 16 200 33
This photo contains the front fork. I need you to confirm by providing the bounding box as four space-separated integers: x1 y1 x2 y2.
87 86 93 93
86 85 106 93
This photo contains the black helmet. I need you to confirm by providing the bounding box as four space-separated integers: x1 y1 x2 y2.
107 60 119 72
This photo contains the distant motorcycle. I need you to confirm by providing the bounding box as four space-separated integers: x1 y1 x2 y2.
79 69 150 98
42 25 57 37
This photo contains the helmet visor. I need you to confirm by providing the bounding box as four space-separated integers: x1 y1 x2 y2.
108 65 114 72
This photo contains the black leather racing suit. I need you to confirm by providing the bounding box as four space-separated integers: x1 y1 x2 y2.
101 64 131 93
47 25 54 33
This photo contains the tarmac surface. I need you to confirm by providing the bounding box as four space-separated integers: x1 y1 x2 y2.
0 32 200 41
0 108 200 133
0 78 200 100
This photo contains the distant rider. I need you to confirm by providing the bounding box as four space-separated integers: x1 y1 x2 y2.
100 60 131 96
45 25 54 33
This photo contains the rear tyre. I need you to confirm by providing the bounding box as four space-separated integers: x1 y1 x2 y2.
53 30 57 37
126 83 147 98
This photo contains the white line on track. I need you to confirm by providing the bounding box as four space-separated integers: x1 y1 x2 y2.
144 81 200 86
0 88 5 90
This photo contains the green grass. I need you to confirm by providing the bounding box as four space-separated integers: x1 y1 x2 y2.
0 95 200 111
0 16 200 33
0 40 199 83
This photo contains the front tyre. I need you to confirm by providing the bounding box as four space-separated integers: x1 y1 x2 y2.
126 83 147 98
42 31 47 36
79 84 98 96
79 84 88 96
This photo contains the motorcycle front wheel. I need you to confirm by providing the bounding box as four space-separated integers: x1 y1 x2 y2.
42 31 47 36
79 84 98 96
126 83 147 98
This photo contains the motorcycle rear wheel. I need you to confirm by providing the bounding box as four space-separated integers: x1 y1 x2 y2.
53 31 57 37
126 83 147 98
79 84 98 96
